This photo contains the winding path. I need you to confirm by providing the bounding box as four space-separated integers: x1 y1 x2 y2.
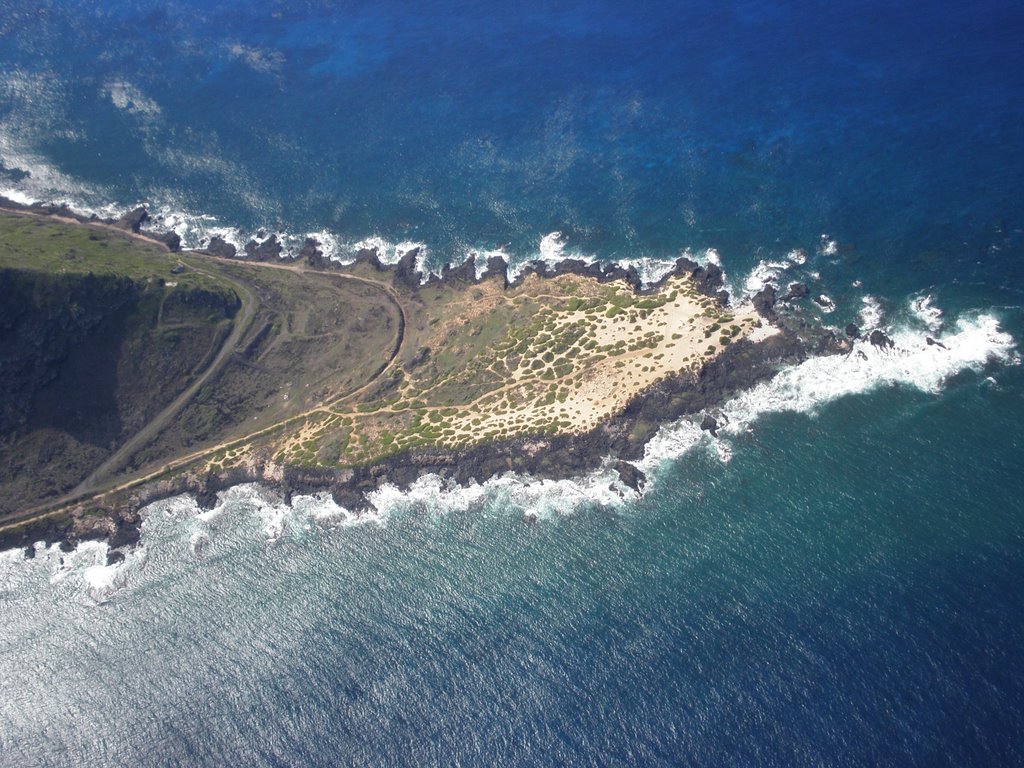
73 265 258 494
0 213 410 531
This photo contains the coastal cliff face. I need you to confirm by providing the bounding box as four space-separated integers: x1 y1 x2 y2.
0 267 238 517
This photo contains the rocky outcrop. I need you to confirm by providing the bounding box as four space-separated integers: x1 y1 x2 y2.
205 236 237 259
869 329 894 349
298 238 324 267
614 461 646 493
782 282 809 302
700 413 719 436
674 257 727 303
114 207 149 233
752 285 778 322
155 231 181 251
439 254 477 283
845 323 860 339
481 255 510 288
394 248 422 290
244 234 283 262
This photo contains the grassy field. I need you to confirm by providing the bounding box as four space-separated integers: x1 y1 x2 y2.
0 211 226 294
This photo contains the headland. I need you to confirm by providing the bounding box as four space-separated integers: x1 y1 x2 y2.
0 196 844 557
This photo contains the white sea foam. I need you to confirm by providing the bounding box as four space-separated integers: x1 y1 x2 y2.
0 187 35 206
634 300 1016 486
366 468 630 522
742 259 789 298
819 234 839 256
859 295 884 328
6 538 148 604
910 294 944 333
539 230 568 261
638 418 707 473
719 310 1017 431
786 248 808 266
815 294 836 313
618 256 678 286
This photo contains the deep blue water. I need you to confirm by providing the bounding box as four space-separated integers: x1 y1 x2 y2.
1 1 1024 765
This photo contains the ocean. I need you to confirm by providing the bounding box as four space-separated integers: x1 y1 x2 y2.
2 1 1023 765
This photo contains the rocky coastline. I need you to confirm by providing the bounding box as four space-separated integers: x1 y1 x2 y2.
0 197 840 559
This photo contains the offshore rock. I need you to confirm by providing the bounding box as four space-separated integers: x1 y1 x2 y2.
845 323 860 338
869 329 894 348
614 460 646 493
700 413 719 436
782 282 810 302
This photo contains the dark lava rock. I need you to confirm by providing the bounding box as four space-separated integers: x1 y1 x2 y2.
700 413 719 436
675 256 727 302
23 545 35 560
845 323 860 339
817 331 851 355
598 263 642 292
244 234 283 262
752 285 778 322
353 247 385 271
297 237 324 266
442 254 477 283
155 230 181 251
869 329 894 348
0 161 30 182
782 282 810 302
106 549 126 566
482 255 509 287
614 460 646 493
116 206 149 233
926 336 948 350
394 247 422 290
206 236 237 259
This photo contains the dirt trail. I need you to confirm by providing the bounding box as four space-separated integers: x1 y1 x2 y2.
73 266 258 494
0 207 410 530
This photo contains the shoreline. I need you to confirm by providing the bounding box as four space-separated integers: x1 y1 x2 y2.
0 195 836 558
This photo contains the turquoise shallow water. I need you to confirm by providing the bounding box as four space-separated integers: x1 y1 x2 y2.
1 0 1024 764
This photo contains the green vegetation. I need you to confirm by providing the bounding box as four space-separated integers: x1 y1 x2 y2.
0 209 754 522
